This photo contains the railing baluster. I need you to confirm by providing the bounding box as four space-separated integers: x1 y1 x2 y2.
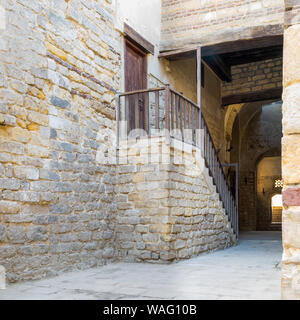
191 106 194 145
144 91 149 133
116 94 120 148
118 87 238 239
165 86 170 131
135 94 139 130
125 95 129 135
171 92 174 131
175 94 179 130
184 100 187 141
179 97 183 140
155 91 159 130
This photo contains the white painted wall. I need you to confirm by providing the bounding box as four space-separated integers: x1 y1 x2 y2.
115 0 198 102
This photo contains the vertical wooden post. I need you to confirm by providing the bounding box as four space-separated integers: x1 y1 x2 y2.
235 162 239 238
144 91 149 134
116 93 120 148
125 96 129 135
197 46 202 128
135 94 139 130
155 91 159 130
165 85 170 131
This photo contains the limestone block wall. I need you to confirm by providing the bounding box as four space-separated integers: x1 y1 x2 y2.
0 0 121 282
281 0 300 300
222 58 282 96
0 0 236 284
161 0 285 51
115 136 236 263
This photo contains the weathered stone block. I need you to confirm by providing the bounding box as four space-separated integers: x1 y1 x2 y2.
14 167 39 180
40 169 60 181
0 201 20 214
0 225 5 242
7 226 25 244
26 226 48 242
282 84 300 134
0 178 20 190
283 25 300 87
0 265 5 289
282 135 300 184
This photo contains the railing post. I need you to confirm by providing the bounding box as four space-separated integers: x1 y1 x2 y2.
197 46 202 129
165 85 170 131
116 93 120 149
235 162 239 238
155 91 159 130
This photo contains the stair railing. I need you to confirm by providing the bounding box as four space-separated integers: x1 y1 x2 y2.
117 86 239 238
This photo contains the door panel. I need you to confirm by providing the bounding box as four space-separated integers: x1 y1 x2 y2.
125 40 147 132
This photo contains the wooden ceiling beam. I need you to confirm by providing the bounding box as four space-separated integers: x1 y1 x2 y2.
222 45 282 66
202 35 283 57
222 87 282 107
159 35 283 60
203 55 232 82
158 48 196 60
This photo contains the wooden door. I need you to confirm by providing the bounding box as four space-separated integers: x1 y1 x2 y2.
125 39 147 132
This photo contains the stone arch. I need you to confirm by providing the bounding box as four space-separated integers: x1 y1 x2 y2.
228 100 282 230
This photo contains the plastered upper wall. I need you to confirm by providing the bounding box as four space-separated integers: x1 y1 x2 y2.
116 0 197 102
161 0 285 51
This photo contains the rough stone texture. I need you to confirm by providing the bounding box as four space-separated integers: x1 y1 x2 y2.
0 265 5 289
281 5 300 298
283 24 300 87
1 0 298 299
282 83 300 134
222 58 282 96
0 0 238 284
283 188 300 206
282 134 300 184
0 0 120 282
161 0 285 51
115 136 236 263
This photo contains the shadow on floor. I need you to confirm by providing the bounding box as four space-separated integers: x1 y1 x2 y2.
239 231 282 241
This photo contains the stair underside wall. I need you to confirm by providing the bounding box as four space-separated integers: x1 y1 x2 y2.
115 136 236 263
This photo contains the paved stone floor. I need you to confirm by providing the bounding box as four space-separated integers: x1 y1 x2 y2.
0 231 282 300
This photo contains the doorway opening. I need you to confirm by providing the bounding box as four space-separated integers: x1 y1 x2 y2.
124 39 148 133
271 194 283 225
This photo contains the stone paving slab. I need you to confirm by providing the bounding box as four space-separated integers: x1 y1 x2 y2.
0 232 282 300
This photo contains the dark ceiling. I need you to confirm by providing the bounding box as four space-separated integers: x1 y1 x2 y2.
159 35 283 82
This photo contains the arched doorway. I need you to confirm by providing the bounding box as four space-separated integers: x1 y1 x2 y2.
228 101 282 231
256 156 282 230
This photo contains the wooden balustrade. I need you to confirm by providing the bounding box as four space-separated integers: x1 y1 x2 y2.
117 86 239 237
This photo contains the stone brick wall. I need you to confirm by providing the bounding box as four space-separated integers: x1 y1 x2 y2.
0 0 121 282
161 0 285 51
222 58 282 96
0 0 237 283
281 0 300 300
115 136 236 263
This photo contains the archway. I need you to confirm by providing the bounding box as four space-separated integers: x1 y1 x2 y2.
228 101 282 231
256 156 282 230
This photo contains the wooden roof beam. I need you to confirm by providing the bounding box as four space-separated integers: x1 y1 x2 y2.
222 87 282 107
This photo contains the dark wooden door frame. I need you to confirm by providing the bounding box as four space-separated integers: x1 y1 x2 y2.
124 38 148 133
124 39 147 91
